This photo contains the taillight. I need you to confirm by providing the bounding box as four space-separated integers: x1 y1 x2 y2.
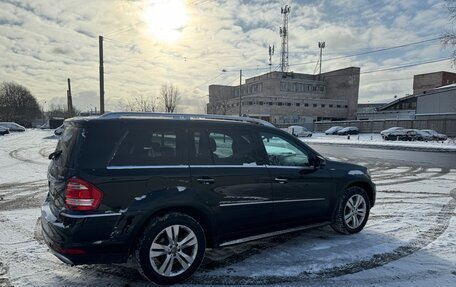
65 177 102 211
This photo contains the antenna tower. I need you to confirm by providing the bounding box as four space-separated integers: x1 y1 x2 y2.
280 5 290 72
268 45 274 72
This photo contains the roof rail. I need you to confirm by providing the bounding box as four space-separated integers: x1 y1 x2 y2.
99 112 275 127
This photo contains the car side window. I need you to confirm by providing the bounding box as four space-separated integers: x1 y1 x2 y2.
190 129 258 165
260 132 309 167
109 128 182 166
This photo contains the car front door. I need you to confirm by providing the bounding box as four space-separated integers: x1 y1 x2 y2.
259 131 334 226
188 125 273 242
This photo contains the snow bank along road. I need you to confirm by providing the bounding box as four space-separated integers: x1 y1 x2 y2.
0 130 455 287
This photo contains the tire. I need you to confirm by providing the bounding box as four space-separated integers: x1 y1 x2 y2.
331 186 370 234
134 212 206 285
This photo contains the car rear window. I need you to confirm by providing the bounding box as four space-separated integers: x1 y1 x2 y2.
78 122 185 168
54 125 80 168
109 130 181 166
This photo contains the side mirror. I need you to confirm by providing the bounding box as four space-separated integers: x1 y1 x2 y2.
311 155 326 169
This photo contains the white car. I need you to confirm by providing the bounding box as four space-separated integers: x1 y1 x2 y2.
287 125 312 137
0 122 26 132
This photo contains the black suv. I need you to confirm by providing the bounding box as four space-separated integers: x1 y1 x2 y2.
41 113 375 285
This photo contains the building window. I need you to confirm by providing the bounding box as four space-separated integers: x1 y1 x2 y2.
313 86 317 91
268 102 273 105
248 101 253 105
259 101 264 105
278 102 283 106
337 105 341 108
304 103 309 107
296 103 300 107
321 104 325 108
329 104 333 108
287 103 292 106
313 104 317 107
320 86 325 92
280 82 287 91
344 105 348 108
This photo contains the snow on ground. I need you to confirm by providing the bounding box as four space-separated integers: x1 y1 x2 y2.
300 133 456 151
0 130 455 286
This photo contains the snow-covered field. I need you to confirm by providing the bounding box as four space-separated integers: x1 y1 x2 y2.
0 130 455 287
300 133 456 152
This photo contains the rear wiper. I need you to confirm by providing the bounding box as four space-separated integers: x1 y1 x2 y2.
48 150 62 160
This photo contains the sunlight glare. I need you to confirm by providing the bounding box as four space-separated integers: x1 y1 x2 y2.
144 0 188 43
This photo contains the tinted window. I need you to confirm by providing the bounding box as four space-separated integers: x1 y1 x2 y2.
260 132 309 167
190 129 258 165
54 126 80 167
109 128 183 166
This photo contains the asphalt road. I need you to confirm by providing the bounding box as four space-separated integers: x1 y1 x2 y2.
308 143 456 169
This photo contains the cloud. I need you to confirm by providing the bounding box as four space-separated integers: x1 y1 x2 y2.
0 0 452 113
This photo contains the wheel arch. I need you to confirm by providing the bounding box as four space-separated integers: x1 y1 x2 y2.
129 205 216 255
346 180 375 207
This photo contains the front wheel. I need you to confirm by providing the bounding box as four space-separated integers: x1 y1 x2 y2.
135 213 206 285
331 186 370 234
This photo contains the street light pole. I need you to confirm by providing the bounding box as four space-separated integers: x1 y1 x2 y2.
239 69 242 116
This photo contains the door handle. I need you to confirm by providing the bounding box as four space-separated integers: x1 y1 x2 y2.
274 177 288 184
196 177 215 185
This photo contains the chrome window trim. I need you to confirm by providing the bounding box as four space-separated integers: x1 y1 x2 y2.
219 221 331 247
60 212 122 219
107 165 188 170
219 198 325 207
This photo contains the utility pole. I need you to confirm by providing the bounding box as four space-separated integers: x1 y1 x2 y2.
280 5 291 73
67 78 73 116
318 41 325 80
99 35 105 114
239 69 242 116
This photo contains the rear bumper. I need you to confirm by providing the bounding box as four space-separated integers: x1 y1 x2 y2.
40 201 130 265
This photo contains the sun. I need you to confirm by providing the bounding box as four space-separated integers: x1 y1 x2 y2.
144 0 188 43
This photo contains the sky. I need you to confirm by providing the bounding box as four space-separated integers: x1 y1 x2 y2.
0 0 454 113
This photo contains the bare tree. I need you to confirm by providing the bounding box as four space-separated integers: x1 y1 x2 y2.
0 82 42 127
160 84 179 113
117 95 157 112
443 0 456 64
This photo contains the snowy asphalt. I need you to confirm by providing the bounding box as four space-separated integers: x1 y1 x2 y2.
0 130 455 287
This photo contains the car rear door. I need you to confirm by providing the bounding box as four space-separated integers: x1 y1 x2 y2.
259 130 334 225
188 124 273 241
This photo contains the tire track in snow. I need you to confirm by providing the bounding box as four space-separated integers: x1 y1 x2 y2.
8 147 47 166
188 188 456 285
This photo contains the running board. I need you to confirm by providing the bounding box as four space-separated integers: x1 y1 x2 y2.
219 221 331 247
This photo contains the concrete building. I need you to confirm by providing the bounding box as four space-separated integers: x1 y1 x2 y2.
413 71 456 94
207 67 360 127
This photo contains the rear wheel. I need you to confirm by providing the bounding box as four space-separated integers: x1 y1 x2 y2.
331 186 370 234
135 213 206 285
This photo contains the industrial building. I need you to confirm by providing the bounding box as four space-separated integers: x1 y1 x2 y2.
356 71 456 121
207 67 360 127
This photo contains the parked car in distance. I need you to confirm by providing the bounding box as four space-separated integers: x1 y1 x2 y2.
325 126 344 135
41 112 376 285
287 125 312 137
336 126 359 135
54 124 64 136
383 128 417 141
0 122 26 132
380 127 405 139
410 129 433 141
0 126 10 135
420 129 448 141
